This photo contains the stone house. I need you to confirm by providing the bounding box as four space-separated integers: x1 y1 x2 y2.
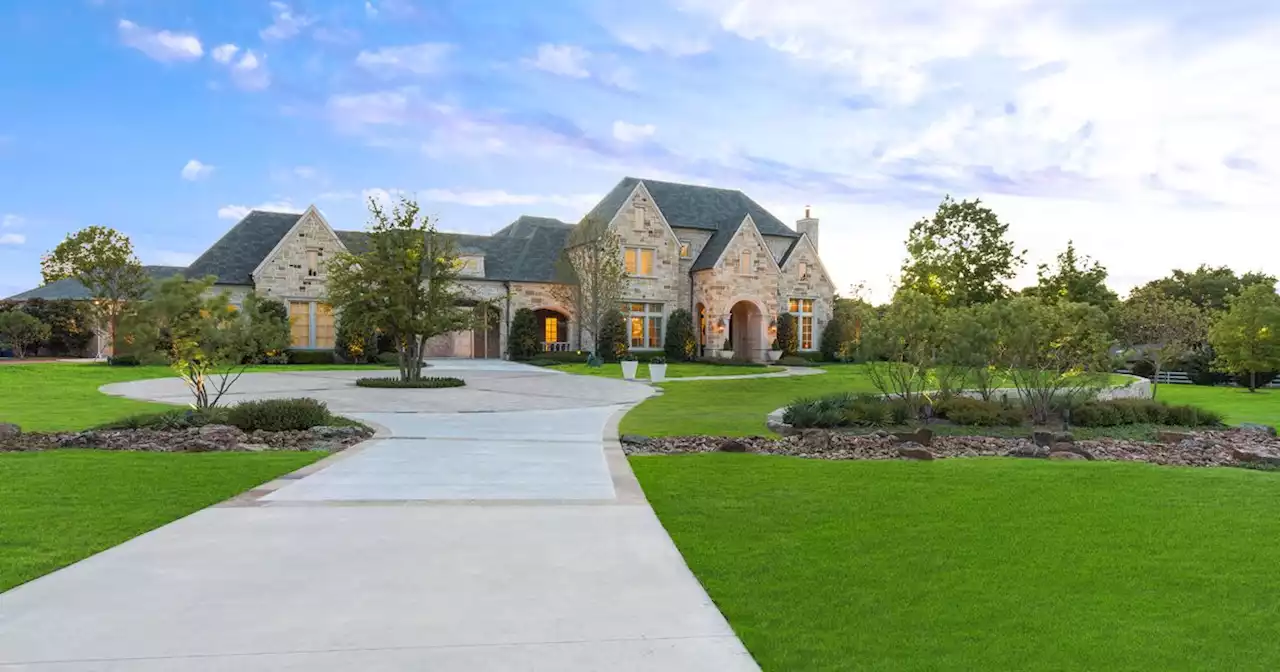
9 177 835 360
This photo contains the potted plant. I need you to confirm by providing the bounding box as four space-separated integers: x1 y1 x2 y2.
767 339 782 362
717 337 733 359
649 356 668 382
620 353 639 380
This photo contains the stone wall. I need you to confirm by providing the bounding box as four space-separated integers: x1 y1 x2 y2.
776 236 835 351
252 209 345 302
691 217 782 358
610 183 681 320
673 228 713 312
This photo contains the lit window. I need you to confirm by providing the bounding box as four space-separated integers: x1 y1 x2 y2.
679 240 691 258
738 250 752 274
624 247 655 276
544 316 558 344
289 301 310 348
625 302 664 348
790 298 814 350
315 304 335 349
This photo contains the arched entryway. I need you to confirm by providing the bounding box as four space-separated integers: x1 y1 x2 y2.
534 308 570 352
471 304 501 359
728 300 766 362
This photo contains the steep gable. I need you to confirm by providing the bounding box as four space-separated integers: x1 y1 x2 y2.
184 211 302 285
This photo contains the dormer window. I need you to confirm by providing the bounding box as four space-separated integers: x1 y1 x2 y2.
798 261 808 279
738 250 752 274
679 240 691 258
306 249 320 277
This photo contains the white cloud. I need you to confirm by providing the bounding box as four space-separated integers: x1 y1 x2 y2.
0 233 25 246
356 43 451 76
211 43 239 64
180 159 214 181
612 120 656 143
217 201 302 220
361 187 405 209
614 30 710 57
260 1 313 41
117 19 203 62
1 214 22 228
293 166 319 180
524 44 590 78
421 189 599 210
327 89 413 128
230 50 271 90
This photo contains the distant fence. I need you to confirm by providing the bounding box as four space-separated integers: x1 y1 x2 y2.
1115 369 1280 388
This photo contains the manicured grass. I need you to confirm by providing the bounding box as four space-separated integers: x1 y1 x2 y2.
1160 385 1280 428
0 449 323 593
633 454 1280 671
550 362 784 379
0 362 383 432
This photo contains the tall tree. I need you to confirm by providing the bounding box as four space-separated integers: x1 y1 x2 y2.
326 196 470 381
1114 286 1204 398
550 217 628 358
899 196 1025 306
0 311 51 359
41 226 149 357
1208 284 1280 392
1024 240 1118 308
995 297 1113 424
863 289 942 414
1139 265 1276 313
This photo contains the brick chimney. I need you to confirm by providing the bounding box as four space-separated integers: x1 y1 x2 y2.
796 206 819 251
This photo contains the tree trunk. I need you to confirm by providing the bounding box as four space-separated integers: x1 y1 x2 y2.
1250 370 1257 392
1151 358 1160 399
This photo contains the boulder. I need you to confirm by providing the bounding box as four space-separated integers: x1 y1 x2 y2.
799 429 831 451
1032 431 1055 448
1241 423 1278 437
0 422 21 444
892 427 933 446
1049 451 1086 460
1231 447 1280 466
197 424 244 446
897 444 935 461
179 439 222 453
1052 441 1093 460
237 443 271 452
718 439 748 453
1054 432 1075 444
619 434 652 446
1156 431 1194 444
1008 443 1050 458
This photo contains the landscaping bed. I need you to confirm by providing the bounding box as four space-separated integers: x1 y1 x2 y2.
0 423 371 454
622 426 1280 469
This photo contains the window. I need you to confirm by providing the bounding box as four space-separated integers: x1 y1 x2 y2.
738 250 752 274
544 316 558 344
789 298 815 350
624 247 655 276
315 303 335 349
306 249 320 277
679 240 692 258
289 301 310 348
626 302 663 348
289 301 335 348
798 261 808 279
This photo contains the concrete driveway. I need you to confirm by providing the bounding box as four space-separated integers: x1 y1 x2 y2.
0 360 759 671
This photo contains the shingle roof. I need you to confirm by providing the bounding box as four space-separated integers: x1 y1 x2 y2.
5 266 189 301
584 177 798 272
184 211 302 285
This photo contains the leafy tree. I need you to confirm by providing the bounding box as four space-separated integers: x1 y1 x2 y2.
41 226 150 357
932 304 1003 400
124 276 279 408
899 196 1025 306
243 294 290 361
862 289 942 414
326 196 470 381
819 298 868 362
507 308 541 361
18 298 94 355
550 217 628 358
1208 284 1280 391
994 297 1113 423
1139 265 1276 313
1114 286 1204 397
664 309 697 361
776 312 799 355
1024 240 1118 309
595 309 628 362
0 311 51 359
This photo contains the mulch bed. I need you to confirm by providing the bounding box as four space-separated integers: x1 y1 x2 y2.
0 424 373 453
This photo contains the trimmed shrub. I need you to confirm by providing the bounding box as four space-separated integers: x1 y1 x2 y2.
526 357 558 367
664 309 697 361
776 313 799 356
225 398 331 432
287 349 336 365
335 319 375 364
777 355 819 367
507 308 541 361
19 298 93 356
595 309 628 362
97 407 229 430
1070 398 1222 428
355 376 465 389
935 396 1023 427
534 350 590 363
1165 403 1224 427
107 354 140 366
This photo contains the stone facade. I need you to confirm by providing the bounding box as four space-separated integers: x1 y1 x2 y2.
609 183 682 307
251 207 345 303
691 217 784 358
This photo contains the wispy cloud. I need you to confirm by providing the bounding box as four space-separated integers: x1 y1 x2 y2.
217 200 302 220
181 159 214 181
524 44 590 78
1 214 23 229
0 233 25 246
229 50 270 90
211 43 239 64
260 1 313 41
118 19 202 62
356 43 452 76
613 120 656 143
421 189 599 210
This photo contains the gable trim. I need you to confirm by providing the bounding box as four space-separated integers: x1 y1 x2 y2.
250 205 348 282
706 215 783 273
779 233 835 290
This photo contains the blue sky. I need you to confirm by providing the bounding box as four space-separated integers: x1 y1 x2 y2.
2 0 1278 300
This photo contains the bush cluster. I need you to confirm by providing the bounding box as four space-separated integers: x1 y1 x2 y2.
933 396 1024 427
226 398 332 432
98 407 229 430
777 355 820 367
783 393 915 429
693 357 771 368
1069 399 1223 428
355 376 465 389
287 349 336 365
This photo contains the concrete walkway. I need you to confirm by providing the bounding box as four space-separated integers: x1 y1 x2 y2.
0 360 758 671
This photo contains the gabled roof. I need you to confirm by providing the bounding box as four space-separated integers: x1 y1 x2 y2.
5 266 188 301
185 211 302 285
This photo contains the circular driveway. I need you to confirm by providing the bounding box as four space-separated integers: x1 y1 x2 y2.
100 359 655 413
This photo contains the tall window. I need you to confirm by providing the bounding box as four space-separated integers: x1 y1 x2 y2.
627 302 663 348
624 247 655 276
679 240 692 258
738 250 752 274
306 249 320 277
289 301 310 348
544 316 558 344
315 303 335 348
289 301 336 348
789 298 814 350
798 261 808 279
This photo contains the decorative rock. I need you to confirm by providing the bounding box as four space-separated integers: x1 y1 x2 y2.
1053 432 1075 444
181 439 221 453
891 427 933 446
1008 443 1050 458
1156 431 1193 444
1241 423 1278 437
1052 441 1093 460
1231 447 1280 466
1032 431 1055 447
619 434 652 446
236 443 271 452
897 444 935 461
0 423 21 442
799 429 831 451
718 439 748 453
1049 451 1086 460
872 429 890 438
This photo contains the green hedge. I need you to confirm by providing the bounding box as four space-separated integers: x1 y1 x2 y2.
226 398 332 432
934 397 1023 427
286 349 336 365
355 376 465 389
1070 399 1223 427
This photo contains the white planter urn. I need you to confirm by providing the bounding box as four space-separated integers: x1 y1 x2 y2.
621 360 639 380
715 349 734 360
767 350 782 362
649 363 668 382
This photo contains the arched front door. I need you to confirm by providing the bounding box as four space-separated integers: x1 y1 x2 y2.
471 304 501 359
729 300 765 362
534 308 570 352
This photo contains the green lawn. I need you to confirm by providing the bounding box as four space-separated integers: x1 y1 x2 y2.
0 449 323 593
633 455 1280 671
1160 385 1280 427
0 362 382 432
550 362 784 379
